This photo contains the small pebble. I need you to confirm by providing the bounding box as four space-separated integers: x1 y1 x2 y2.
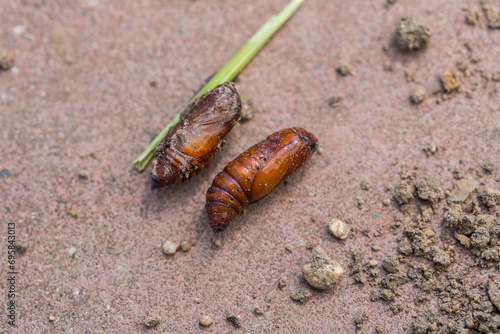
49 316 55 322
285 245 294 253
360 180 371 190
0 49 14 71
78 170 90 179
328 219 350 240
254 307 264 315
302 247 343 290
337 63 353 76
213 238 222 247
144 314 161 328
227 314 242 328
163 241 177 255
68 210 79 218
383 198 391 206
14 239 29 254
317 147 324 155
291 288 313 303
407 269 417 279
199 315 213 327
180 241 191 252
68 247 77 259
13 25 26 35
306 241 317 250
0 169 10 178
278 278 287 290
371 244 381 252
327 95 342 107
410 87 426 104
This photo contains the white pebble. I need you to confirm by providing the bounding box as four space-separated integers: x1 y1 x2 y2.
162 241 177 255
328 219 350 239
13 25 26 35
68 247 77 258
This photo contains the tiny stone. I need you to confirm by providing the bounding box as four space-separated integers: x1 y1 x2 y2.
317 147 324 155
410 87 426 104
49 315 55 322
291 288 313 303
360 180 371 190
466 8 482 25
278 278 287 290
404 69 416 82
328 219 350 239
285 245 294 252
162 241 177 255
302 247 343 290
199 315 213 327
144 314 161 328
254 307 264 315
68 247 77 258
0 169 10 178
337 63 353 76
423 145 437 156
180 241 191 252
383 198 391 206
68 210 79 218
328 95 342 108
371 244 381 252
0 49 14 71
14 239 29 254
213 238 222 247
227 315 242 328
306 241 317 250
240 98 255 122
407 268 417 279
13 25 26 35
78 170 90 179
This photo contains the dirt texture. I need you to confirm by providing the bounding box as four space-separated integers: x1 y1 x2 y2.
1 0 500 333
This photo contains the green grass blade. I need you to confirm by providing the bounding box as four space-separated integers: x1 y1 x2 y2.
133 0 306 171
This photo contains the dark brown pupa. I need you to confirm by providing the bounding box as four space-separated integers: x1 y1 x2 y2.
205 127 318 233
151 83 241 189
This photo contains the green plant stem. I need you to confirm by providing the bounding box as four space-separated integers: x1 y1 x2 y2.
133 0 306 171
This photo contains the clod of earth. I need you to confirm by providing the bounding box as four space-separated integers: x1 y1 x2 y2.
395 17 431 51
291 288 313 303
440 69 462 93
143 314 161 328
226 314 242 328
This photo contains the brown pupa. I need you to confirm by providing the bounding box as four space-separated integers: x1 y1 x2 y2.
151 83 241 189
205 127 318 233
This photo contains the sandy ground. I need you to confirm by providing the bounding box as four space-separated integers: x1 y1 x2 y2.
1 0 499 333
